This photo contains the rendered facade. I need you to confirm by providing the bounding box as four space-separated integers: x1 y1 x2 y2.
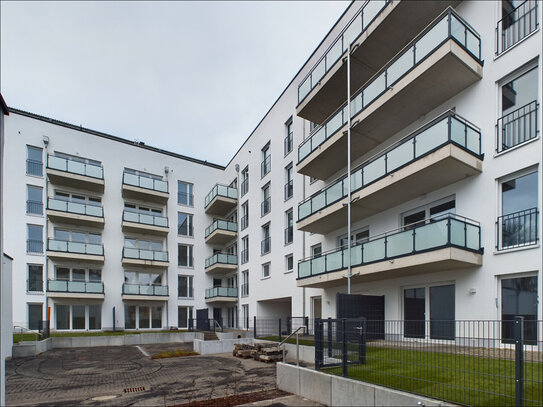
2 0 542 335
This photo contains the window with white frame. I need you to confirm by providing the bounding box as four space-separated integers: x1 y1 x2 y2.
401 197 456 229
285 209 293 244
28 303 43 330
27 264 43 292
284 163 293 200
241 270 249 297
261 183 271 216
178 244 194 267
177 212 194 236
178 181 194 206
241 166 249 196
338 228 369 248
311 243 322 258
497 0 538 54
261 142 271 177
501 275 538 343
178 306 193 329
27 224 43 253
241 201 249 230
262 262 270 278
261 223 271 254
284 118 293 155
26 145 43 176
241 236 249 264
124 304 162 329
26 185 43 215
178 275 194 298
55 304 101 330
285 254 293 273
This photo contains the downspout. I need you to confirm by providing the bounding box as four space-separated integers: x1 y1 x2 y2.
302 120 306 320
43 139 49 330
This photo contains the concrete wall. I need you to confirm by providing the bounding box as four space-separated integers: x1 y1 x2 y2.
193 338 253 355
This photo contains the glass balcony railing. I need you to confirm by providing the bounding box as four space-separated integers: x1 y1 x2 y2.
298 111 481 221
205 220 238 238
48 198 103 218
205 184 238 208
298 214 481 280
123 211 168 227
123 172 168 193
122 283 168 296
298 0 391 104
205 253 238 269
298 8 482 163
47 155 103 179
122 247 168 262
47 280 104 294
205 287 238 299
48 239 104 256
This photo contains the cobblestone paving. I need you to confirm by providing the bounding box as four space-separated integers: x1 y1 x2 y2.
6 344 277 406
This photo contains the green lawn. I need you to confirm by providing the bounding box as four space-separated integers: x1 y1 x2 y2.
258 336 315 347
13 333 41 343
14 329 189 342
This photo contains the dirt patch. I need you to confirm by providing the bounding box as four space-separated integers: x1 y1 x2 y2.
174 389 290 407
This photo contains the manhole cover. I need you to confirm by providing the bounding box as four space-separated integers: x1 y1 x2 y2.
124 386 146 393
91 395 118 401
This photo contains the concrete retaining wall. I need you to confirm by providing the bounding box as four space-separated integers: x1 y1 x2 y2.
253 339 314 364
193 338 254 355
216 331 253 340
12 338 52 357
277 363 453 407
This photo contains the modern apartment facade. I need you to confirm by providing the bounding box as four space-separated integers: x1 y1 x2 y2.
2 0 542 334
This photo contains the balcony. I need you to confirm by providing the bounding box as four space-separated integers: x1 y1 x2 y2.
47 198 104 228
47 239 104 263
298 112 483 234
122 247 169 268
297 214 482 288
205 220 237 245
47 280 104 299
122 283 168 301
205 253 238 275
47 155 104 192
122 211 169 236
205 287 238 304
122 172 169 204
297 8 483 180
297 0 460 124
204 184 238 216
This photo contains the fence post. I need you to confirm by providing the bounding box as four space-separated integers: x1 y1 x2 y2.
315 318 323 371
327 317 333 357
359 317 366 364
253 316 257 339
341 319 348 377
278 318 282 342
304 316 309 334
287 316 292 335
514 316 524 407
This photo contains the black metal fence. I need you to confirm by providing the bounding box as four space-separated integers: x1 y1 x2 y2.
315 317 543 407
496 208 539 250
253 317 310 340
496 101 539 153
496 0 538 55
188 318 223 332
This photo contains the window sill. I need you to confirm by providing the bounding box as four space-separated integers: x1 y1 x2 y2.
26 291 44 295
494 136 539 158
177 235 195 239
284 270 294 274
177 297 194 300
494 29 540 61
284 150 293 158
494 244 539 255
177 203 194 208
26 173 44 180
177 265 195 270
284 241 293 247
261 276 271 281
26 213 44 218
27 252 44 257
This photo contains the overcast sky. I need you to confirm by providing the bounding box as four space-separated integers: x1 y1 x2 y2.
1 1 349 166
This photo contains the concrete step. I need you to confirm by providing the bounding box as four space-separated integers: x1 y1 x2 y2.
203 331 219 341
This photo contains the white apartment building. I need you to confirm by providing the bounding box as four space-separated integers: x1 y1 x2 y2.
2 0 542 337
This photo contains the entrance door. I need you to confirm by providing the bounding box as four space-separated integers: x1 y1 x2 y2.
196 308 208 330
213 308 223 328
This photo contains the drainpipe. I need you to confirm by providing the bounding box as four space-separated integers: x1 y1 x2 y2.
302 120 306 319
346 45 352 295
43 138 49 329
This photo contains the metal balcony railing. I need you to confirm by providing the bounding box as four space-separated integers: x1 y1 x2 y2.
47 280 104 294
204 184 237 208
496 101 539 153
284 180 293 200
27 278 43 292
205 253 238 269
123 210 168 227
261 197 271 216
48 198 103 218
26 239 43 254
205 287 238 299
205 219 238 238
241 283 249 297
48 239 103 256
241 249 249 264
284 132 293 155
26 200 43 215
123 172 168 193
496 0 538 55
122 247 168 262
240 215 249 231
261 237 271 255
26 159 43 176
240 178 249 197
48 155 103 179
496 208 539 251
122 283 168 296
261 156 271 177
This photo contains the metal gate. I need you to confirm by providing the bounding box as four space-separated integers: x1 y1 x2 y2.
337 293 385 340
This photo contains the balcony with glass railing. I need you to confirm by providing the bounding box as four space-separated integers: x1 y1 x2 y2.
47 155 104 192
47 280 104 299
205 220 238 245
297 0 460 124
205 253 238 275
47 239 104 262
122 210 169 235
297 111 483 234
122 171 169 203
122 247 169 267
204 184 238 216
47 198 104 227
122 283 168 299
297 214 483 288
297 8 483 180
205 287 238 303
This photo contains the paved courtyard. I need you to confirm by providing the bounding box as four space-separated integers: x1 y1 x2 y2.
6 343 284 406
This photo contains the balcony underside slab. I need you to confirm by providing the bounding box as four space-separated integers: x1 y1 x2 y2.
205 297 238 304
121 258 169 268
205 230 237 245
122 295 168 301
121 185 169 204
122 221 169 236
47 251 104 263
205 263 238 275
205 196 237 216
47 169 105 193
48 292 104 300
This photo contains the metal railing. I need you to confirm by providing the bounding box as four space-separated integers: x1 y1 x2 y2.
27 278 43 292
122 283 168 296
204 183 237 208
48 198 103 218
26 200 43 215
205 219 237 238
123 247 168 262
284 132 293 155
261 237 271 255
298 8 482 163
496 0 538 55
177 191 194 206
261 197 271 216
26 239 43 254
26 159 43 176
298 213 481 279
240 214 249 231
284 180 293 200
48 155 103 179
496 208 539 251
205 286 238 299
240 249 249 264
284 226 293 245
48 239 103 256
188 318 223 332
496 101 539 153
123 171 168 193
261 156 271 177
241 282 249 297
205 252 238 268
123 210 167 227
299 111 481 221
47 279 104 294
240 178 249 197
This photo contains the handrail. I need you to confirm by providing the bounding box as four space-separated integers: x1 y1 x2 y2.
214 319 223 332
14 325 42 343
279 326 305 365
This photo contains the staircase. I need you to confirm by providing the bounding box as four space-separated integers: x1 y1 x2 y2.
203 331 219 341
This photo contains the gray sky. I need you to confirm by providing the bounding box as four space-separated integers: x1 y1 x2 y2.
1 1 349 166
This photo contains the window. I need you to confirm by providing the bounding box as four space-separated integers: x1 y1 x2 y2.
27 224 43 253
284 163 293 200
124 271 161 286
177 212 194 236
28 304 42 330
178 275 194 298
241 201 249 231
261 223 271 254
125 203 162 216
498 171 538 250
56 304 70 330
124 305 162 329
338 228 369 248
261 142 271 177
26 185 43 215
178 306 193 329
178 244 194 267
285 209 293 245
89 305 101 330
497 66 538 152
57 229 102 244
178 181 194 206
241 236 249 264
284 119 293 155
497 0 538 54
402 197 455 229
27 264 43 292
309 121 318 133
501 275 538 344
261 183 271 216
242 304 249 329
311 243 322 258
124 237 161 251
262 262 270 278
26 146 43 176
241 270 249 297
241 166 249 197
285 254 293 273
309 176 318 184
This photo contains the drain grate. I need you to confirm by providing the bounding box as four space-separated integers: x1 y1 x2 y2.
123 386 146 393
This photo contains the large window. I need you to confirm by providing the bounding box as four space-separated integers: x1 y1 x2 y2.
178 306 193 329
241 270 249 297
55 304 101 330
261 183 271 216
284 163 293 200
178 275 194 298
178 244 194 267
178 181 194 206
26 146 43 176
497 0 538 55
262 262 270 279
177 212 194 237
27 264 43 292
241 201 249 231
261 223 271 254
241 166 249 197
285 254 293 273
261 142 271 177
284 119 293 156
241 236 249 264
402 197 455 229
498 171 538 250
501 275 538 344
28 304 42 330
125 305 162 329
26 185 43 215
285 209 293 245
27 224 43 253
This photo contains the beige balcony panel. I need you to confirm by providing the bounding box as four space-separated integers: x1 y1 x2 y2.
47 168 105 192
297 247 482 288
205 196 237 217
297 39 483 180
121 221 169 236
48 292 105 300
298 144 482 234
122 295 168 301
205 230 237 245
47 251 104 263
47 209 105 229
205 297 238 304
205 263 238 275
297 0 460 124
121 258 169 268
121 184 169 204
